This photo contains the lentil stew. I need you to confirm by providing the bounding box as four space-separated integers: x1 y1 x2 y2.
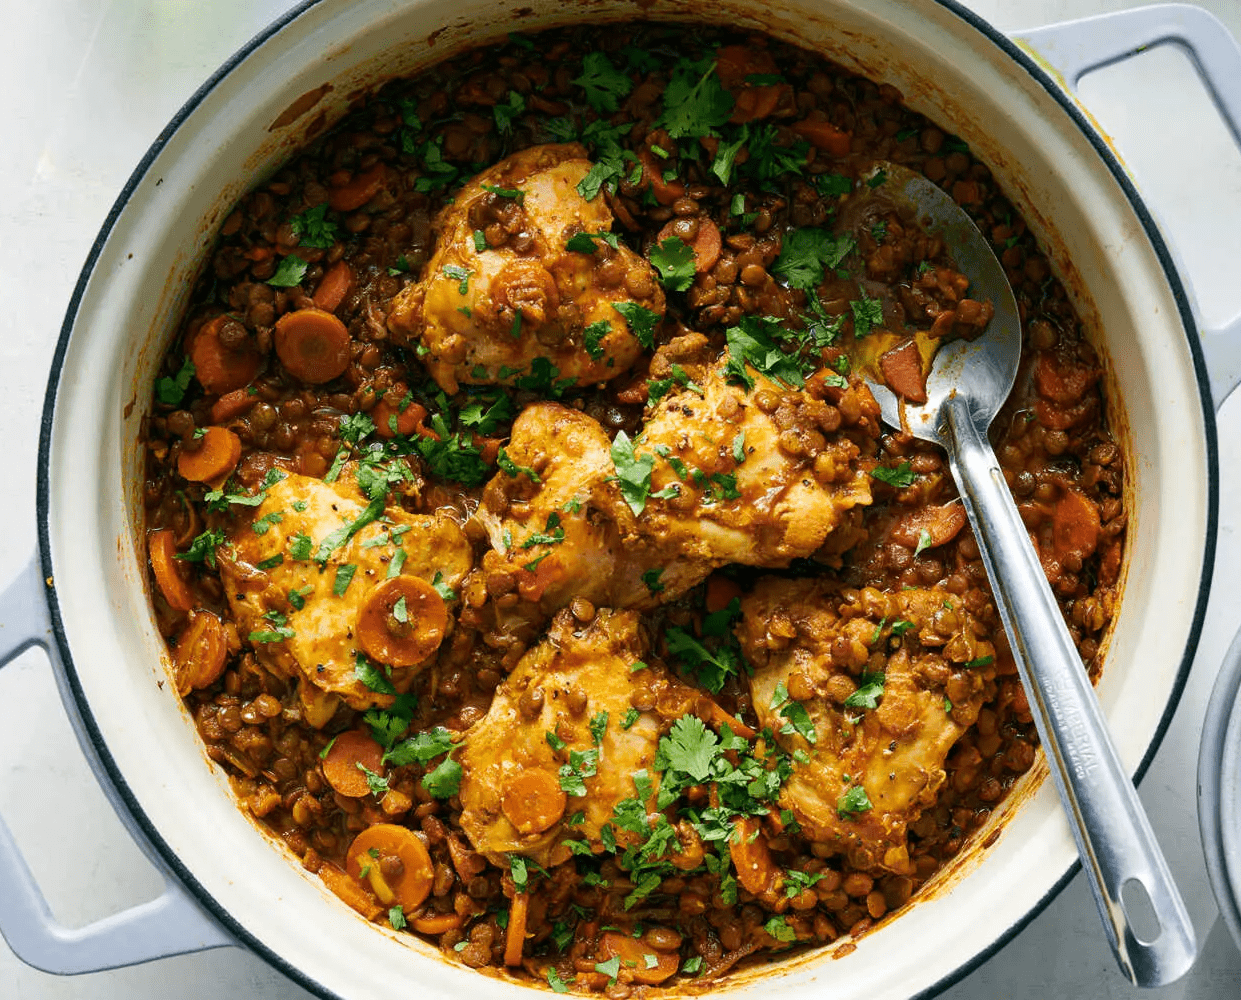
141 22 1125 994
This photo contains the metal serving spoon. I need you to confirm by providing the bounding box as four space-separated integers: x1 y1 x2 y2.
862 164 1196 986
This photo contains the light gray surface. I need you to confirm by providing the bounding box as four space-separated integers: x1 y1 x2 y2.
0 0 1239 996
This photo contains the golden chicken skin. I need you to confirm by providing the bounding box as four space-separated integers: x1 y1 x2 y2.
737 576 997 875
457 608 694 867
387 143 664 394
216 470 472 721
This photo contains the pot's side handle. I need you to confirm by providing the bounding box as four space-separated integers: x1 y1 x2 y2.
0 552 236 974
1013 2 1241 411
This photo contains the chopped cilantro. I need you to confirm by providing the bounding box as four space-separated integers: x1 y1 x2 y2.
480 182 524 204
655 715 719 782
546 968 572 993
870 461 915 488
620 707 641 730
611 431 655 516
724 316 806 389
611 301 659 349
289 203 339 249
816 172 853 197
837 784 873 817
649 236 696 293
965 654 995 669
566 230 621 253
732 431 747 464
573 52 633 113
496 447 540 483
843 671 885 709
559 748 599 797
431 571 457 602
287 532 313 561
422 756 463 798
175 528 227 569
472 229 488 253
287 584 313 610
594 956 621 983
582 319 611 359
764 915 797 943
155 356 196 406
657 58 734 139
772 228 855 290
589 711 609 746
267 254 308 288
314 497 385 564
493 90 525 134
914 527 934 557
444 263 471 295
642 567 665 594
851 291 884 336
384 726 455 767
389 906 407 931
355 654 397 695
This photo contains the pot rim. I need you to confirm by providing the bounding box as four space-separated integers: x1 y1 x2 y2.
32 1 1217 997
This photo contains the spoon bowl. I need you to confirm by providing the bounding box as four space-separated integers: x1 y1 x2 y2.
862 163 1196 987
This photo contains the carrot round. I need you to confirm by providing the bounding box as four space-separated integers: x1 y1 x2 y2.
411 912 463 934
320 863 384 921
346 824 434 909
329 164 389 213
657 217 721 274
356 576 448 667
704 574 743 614
504 891 529 966
596 931 679 985
639 150 686 206
729 85 786 124
878 339 927 404
372 393 428 440
209 387 258 424
313 259 354 313
890 502 967 551
148 528 194 612
1052 487 1101 564
501 768 566 834
188 316 262 395
791 118 853 157
731 817 780 895
322 729 387 798
173 608 228 695
177 426 242 485
1033 349 1099 406
274 307 352 384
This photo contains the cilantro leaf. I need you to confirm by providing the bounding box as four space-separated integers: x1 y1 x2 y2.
289 203 339 250
657 58 734 139
837 784 873 817
155 356 196 407
610 431 654 516
611 301 659 349
559 748 599 797
772 228 855 290
649 236 696 293
174 528 227 569
355 654 397 695
582 319 611 360
314 497 385 563
843 671 885 709
851 291 884 336
493 90 525 134
573 52 633 114
384 726 456 766
422 756 463 798
655 715 719 782
870 461 915 488
566 231 621 253
267 254 308 288
724 316 806 389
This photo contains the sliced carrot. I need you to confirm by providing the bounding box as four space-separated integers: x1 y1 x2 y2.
791 118 853 157
890 502 967 551
322 729 387 798
501 890 529 966
320 863 384 921
705 574 743 614
346 824 434 910
1033 349 1099 406
188 316 262 395
1052 487 1101 564
878 339 928 405
172 608 228 695
177 426 242 485
501 768 566 834
639 149 686 206
274 307 352 384
731 817 780 895
411 912 463 935
149 528 195 612
596 931 679 985
328 163 389 213
729 85 787 124
473 435 502 465
657 217 722 273
356 576 448 667
713 45 778 87
1034 394 1096 431
372 394 427 440
313 259 354 313
209 388 258 424
703 699 756 739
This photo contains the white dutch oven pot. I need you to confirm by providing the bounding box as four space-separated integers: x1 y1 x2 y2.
2 1 1240 997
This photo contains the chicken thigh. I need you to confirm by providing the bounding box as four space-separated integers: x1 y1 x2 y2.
387 143 664 394
737 577 997 874
218 470 472 717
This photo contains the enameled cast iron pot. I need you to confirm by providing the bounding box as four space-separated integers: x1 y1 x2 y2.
3 2 1241 997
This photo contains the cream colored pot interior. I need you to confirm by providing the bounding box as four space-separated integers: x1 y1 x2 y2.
43 0 1208 998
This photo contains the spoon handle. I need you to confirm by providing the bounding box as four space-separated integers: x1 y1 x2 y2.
942 395 1196 986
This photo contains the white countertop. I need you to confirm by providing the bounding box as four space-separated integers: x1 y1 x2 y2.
2 1 1240 997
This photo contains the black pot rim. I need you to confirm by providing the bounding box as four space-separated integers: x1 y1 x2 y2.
33 2 1218 997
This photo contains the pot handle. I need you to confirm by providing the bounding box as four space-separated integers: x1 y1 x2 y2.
0 552 236 974
1013 2 1241 410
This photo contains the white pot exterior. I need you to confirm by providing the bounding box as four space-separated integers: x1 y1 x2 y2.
39 1 1212 998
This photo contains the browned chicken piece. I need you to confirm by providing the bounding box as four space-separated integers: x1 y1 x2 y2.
737 577 997 875
473 402 707 621
472 354 876 628
458 609 691 867
387 143 664 394
634 354 875 568
217 470 472 720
